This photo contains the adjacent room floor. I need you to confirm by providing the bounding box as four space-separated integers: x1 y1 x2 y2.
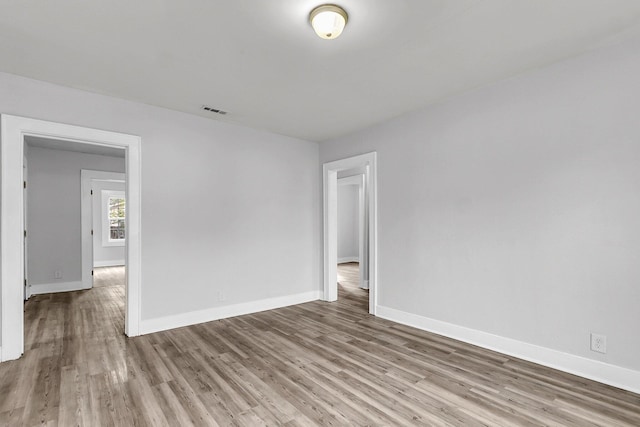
0 267 638 425
337 262 366 312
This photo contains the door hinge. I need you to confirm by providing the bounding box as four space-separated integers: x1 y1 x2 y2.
90 189 93 195
23 181 27 189
24 230 27 237
24 279 27 286
91 229 94 236
91 270 94 276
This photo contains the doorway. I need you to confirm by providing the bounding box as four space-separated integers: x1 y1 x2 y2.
81 170 126 289
323 152 377 315
1 115 142 362
337 172 367 289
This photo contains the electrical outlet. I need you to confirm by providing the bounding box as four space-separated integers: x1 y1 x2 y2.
54 270 62 279
590 333 607 354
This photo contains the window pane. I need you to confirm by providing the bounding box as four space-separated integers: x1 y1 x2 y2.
109 197 125 219
110 219 125 240
108 196 125 240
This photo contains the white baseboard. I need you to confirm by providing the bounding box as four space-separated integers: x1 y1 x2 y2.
360 279 369 290
140 290 322 335
338 257 359 264
29 280 86 295
94 259 125 267
376 305 640 394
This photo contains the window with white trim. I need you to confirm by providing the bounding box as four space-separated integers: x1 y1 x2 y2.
102 190 125 246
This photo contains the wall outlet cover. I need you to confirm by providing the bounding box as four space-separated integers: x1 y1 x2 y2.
590 333 607 354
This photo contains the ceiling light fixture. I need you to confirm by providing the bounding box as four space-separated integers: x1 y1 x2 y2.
309 4 348 40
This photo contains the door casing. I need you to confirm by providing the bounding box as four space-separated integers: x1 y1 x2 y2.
323 152 377 314
1 114 142 362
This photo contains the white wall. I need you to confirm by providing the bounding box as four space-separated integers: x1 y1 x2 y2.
92 180 125 267
26 146 125 287
320 34 640 377
0 71 319 333
337 182 359 263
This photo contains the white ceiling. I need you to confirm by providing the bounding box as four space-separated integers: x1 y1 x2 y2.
2 1 640 142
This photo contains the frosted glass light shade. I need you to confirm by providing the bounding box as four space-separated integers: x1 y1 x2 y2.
310 5 348 40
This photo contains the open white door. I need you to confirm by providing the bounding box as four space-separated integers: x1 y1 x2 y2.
23 155 28 300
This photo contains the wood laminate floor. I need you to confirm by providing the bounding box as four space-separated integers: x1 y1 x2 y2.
337 262 360 289
92 266 125 288
1 266 639 426
337 262 367 313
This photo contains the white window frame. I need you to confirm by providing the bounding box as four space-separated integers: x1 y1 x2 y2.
102 190 126 246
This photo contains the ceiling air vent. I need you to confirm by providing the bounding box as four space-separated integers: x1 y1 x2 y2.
202 105 228 115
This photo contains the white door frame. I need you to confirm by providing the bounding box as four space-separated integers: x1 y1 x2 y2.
1 115 142 362
80 170 126 289
358 173 368 290
323 152 377 314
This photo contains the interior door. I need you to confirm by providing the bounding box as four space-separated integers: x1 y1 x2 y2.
23 155 28 300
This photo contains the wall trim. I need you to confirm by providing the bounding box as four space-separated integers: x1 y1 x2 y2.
140 291 322 335
376 305 640 394
29 281 86 296
94 260 125 268
338 257 359 264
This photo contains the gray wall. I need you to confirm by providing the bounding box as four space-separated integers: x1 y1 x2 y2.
26 146 125 285
337 183 359 262
320 35 640 372
92 179 126 266
0 70 320 327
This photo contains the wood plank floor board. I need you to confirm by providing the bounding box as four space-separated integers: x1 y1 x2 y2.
222 361 300 425
296 362 407 426
416 374 538 426
1 264 639 426
333 360 453 424
0 407 25 426
188 352 258 415
469 387 571 427
240 356 347 425
119 367 169 427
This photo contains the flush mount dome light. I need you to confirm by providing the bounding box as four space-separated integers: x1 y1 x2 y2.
309 4 348 40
